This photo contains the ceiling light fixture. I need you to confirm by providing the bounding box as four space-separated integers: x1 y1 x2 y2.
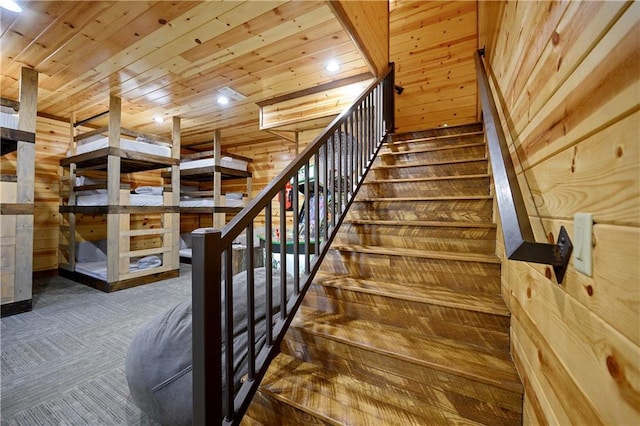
0 0 22 12
217 95 230 106
325 60 340 73
153 116 164 123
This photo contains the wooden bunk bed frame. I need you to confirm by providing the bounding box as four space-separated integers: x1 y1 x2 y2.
161 130 253 264
58 95 180 292
0 67 38 317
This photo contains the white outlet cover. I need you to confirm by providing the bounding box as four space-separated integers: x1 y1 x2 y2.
573 212 593 277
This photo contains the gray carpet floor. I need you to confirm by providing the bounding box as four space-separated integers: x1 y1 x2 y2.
1 264 193 425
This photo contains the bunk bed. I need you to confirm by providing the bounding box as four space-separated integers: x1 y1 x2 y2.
58 95 180 293
0 67 38 317
162 130 253 264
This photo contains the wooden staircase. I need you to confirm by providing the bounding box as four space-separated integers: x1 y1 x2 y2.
243 123 524 425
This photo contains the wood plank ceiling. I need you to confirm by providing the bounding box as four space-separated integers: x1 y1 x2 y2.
0 1 371 149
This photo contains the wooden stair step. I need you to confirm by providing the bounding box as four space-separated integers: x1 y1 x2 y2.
357 195 493 202
381 140 485 156
363 173 490 184
333 244 500 264
288 307 522 394
322 249 501 294
305 275 510 353
358 176 490 198
253 353 512 426
377 144 485 165
313 273 508 317
342 219 496 228
371 157 487 170
385 126 483 146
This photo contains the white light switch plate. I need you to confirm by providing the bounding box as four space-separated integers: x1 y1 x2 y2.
573 213 593 277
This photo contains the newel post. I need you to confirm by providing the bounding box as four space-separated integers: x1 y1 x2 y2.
192 228 222 424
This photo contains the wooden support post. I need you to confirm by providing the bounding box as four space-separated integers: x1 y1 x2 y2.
107 95 121 283
168 116 181 269
213 129 224 228
14 67 37 302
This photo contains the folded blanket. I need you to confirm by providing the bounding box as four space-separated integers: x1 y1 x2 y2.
134 186 163 195
135 255 162 270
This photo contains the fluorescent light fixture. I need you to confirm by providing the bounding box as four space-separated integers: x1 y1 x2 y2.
325 60 340 73
217 95 230 106
153 116 164 123
0 0 22 12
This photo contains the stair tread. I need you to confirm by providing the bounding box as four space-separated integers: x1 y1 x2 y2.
334 244 500 264
385 130 484 146
380 141 485 156
371 157 487 170
343 219 497 228
262 353 513 426
363 173 490 184
290 307 522 393
313 273 509 316
358 195 492 202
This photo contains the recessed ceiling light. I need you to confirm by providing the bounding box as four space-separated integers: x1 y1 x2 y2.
153 116 164 123
325 60 340 73
0 0 22 12
217 95 230 106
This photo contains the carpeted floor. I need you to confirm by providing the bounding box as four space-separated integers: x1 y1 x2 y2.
1 264 193 425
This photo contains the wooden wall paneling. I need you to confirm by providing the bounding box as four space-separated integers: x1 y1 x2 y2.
390 1 478 133
508 1 630 140
328 0 389 76
508 259 639 424
521 111 639 225
510 3 638 170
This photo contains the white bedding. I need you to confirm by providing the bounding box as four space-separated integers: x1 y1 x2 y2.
0 107 19 129
75 256 162 281
180 157 247 172
76 192 164 206
179 197 243 208
73 136 171 157
179 248 192 259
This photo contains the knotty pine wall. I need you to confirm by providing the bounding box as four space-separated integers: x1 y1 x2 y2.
479 1 639 424
390 0 478 133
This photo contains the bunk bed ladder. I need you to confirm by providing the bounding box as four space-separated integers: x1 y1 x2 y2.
192 63 396 425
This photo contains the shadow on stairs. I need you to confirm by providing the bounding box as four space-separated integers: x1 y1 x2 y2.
243 123 524 425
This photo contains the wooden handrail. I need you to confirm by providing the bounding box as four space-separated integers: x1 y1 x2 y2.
192 63 395 425
474 49 572 283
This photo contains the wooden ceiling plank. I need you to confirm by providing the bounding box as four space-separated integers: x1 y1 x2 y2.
178 4 336 79
36 1 239 110
39 1 203 93
179 0 303 63
0 1 73 69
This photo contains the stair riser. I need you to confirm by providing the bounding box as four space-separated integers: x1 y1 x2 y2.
245 392 334 426
281 330 523 424
381 134 484 154
321 250 501 294
386 124 483 144
359 177 490 198
334 224 496 253
370 160 488 179
303 284 510 352
347 199 494 222
376 145 486 167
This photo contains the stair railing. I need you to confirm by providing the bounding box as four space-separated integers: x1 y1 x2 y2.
474 49 572 282
192 63 395 425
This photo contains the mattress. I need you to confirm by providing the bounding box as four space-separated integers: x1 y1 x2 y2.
179 248 192 259
179 157 248 172
74 136 171 157
75 256 162 281
179 197 243 208
0 107 19 129
76 192 164 206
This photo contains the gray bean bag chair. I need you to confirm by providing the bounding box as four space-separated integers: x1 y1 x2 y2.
125 267 294 426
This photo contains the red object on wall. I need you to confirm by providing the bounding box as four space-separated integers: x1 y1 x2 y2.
279 182 294 211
